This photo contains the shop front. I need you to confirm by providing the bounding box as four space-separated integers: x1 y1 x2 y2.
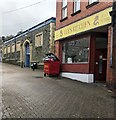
55 7 112 83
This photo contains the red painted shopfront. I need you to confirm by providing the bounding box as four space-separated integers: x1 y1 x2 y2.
55 1 113 84
55 31 109 83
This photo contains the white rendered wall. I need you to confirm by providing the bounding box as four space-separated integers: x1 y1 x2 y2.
61 72 94 83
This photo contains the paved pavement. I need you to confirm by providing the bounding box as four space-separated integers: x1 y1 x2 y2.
0 63 2 119
0 63 115 119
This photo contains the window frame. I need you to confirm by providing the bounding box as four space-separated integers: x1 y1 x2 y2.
7 45 11 54
16 41 21 52
73 0 81 13
62 37 90 64
12 43 15 53
86 0 99 9
35 32 43 47
4 47 6 55
89 0 99 5
62 0 67 19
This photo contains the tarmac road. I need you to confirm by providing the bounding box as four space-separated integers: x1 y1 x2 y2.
0 63 115 119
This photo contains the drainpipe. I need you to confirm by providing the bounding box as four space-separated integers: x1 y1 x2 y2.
110 1 116 95
14 38 17 65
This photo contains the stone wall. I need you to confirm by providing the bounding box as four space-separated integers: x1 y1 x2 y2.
2 18 56 68
31 24 51 63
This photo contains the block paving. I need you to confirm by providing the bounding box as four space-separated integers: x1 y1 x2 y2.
0 63 115 119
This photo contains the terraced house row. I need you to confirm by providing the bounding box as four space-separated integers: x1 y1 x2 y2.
2 17 56 68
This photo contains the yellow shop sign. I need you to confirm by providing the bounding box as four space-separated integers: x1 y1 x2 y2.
55 7 112 41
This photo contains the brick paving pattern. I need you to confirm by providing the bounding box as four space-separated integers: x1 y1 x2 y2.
0 63 2 119
0 63 115 118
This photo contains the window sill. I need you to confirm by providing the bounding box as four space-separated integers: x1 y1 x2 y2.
62 62 89 64
60 17 68 22
71 10 81 16
86 1 99 9
35 46 43 48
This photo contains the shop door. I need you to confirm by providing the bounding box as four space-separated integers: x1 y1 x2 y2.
95 49 107 82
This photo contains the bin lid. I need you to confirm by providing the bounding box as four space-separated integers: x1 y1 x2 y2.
44 53 60 61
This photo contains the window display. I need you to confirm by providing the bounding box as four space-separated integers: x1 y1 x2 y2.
62 37 89 63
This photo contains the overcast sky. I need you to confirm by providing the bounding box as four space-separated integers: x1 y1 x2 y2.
0 0 56 36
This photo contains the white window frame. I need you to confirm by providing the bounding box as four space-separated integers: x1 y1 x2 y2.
62 0 67 19
74 0 80 13
89 0 98 4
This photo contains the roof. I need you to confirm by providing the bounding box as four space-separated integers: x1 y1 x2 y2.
4 17 56 45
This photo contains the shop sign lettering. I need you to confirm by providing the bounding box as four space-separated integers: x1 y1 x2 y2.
55 7 112 40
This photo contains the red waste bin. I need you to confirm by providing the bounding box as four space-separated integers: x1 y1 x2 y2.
43 53 60 77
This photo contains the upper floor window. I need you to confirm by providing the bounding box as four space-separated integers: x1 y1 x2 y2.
35 32 43 47
62 0 67 19
89 0 98 4
74 0 80 13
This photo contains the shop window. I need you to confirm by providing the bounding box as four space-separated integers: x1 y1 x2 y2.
89 0 98 4
35 33 43 47
62 37 89 64
74 0 80 13
62 0 67 19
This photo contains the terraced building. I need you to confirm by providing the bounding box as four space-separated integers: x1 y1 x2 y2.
2 17 56 68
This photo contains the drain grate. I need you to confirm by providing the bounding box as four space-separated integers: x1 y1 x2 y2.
34 76 43 78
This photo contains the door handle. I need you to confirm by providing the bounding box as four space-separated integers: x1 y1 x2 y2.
96 62 98 65
103 58 107 60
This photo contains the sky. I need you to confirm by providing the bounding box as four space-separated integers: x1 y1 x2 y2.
0 0 56 36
